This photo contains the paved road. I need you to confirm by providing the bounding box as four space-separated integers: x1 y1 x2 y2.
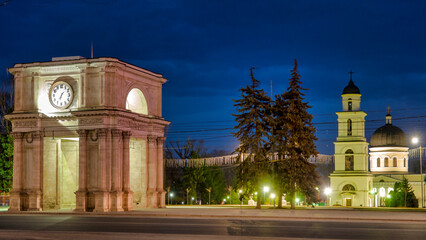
1 215 426 239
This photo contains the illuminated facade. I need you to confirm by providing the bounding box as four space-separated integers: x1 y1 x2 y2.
330 76 373 207
330 75 424 207
6 57 169 212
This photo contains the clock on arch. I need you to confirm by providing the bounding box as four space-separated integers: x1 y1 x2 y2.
49 81 74 109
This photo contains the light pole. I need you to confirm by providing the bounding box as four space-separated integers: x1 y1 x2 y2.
325 187 332 206
412 137 423 208
238 189 243 205
271 193 276 207
170 193 174 205
263 186 269 205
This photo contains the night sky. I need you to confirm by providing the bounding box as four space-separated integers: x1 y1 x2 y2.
1 0 425 155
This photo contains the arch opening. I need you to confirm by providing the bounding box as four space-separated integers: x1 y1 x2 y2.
126 88 148 115
345 149 354 171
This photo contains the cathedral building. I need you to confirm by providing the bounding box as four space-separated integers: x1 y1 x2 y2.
329 74 424 207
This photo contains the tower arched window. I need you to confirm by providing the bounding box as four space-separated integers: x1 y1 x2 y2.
384 157 389 167
393 157 397 167
345 149 354 171
377 158 380 167
348 98 352 111
347 119 352 136
342 184 355 191
404 158 406 167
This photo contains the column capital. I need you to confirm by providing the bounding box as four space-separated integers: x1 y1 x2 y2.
122 131 132 138
97 128 109 138
111 129 123 138
157 137 166 144
11 132 24 140
77 129 88 137
147 135 157 143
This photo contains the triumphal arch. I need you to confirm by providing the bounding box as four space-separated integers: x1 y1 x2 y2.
6 56 169 212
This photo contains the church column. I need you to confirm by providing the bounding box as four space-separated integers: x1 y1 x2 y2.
147 135 158 208
110 129 123 212
75 129 88 212
28 131 43 211
93 129 109 212
9 132 23 211
122 131 133 211
156 137 166 208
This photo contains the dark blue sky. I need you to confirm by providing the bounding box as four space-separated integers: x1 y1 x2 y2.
1 0 425 154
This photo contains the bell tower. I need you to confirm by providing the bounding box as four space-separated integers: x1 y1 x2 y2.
329 71 373 207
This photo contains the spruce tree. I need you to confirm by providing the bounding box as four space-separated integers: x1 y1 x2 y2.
233 68 271 209
277 59 319 209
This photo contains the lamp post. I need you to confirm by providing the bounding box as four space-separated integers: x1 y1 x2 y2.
263 186 269 205
271 193 276 207
325 187 332 206
412 137 423 208
170 193 174 205
238 189 243 205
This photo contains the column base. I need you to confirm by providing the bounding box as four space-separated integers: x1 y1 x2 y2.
74 191 87 212
147 189 159 208
110 191 124 212
8 191 23 211
28 190 42 211
157 189 166 208
93 191 109 212
123 190 133 211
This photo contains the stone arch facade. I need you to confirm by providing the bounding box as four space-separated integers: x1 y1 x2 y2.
6 57 170 212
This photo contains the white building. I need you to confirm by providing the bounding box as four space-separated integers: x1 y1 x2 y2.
329 74 425 207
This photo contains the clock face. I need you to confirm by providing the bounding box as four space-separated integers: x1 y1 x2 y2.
49 81 74 109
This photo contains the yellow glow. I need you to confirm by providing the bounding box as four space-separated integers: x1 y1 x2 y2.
271 193 276 199
325 187 332 195
263 186 269 193
254 192 258 195
379 187 386 197
238 190 242 193
412 137 419 144
126 88 148 115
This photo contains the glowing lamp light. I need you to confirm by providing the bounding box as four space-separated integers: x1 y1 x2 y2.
223 199 226 202
271 193 276 199
254 192 258 195
387 195 391 199
412 137 419 144
325 187 332 196
296 198 300 203
191 197 194 200
170 193 173 197
239 190 242 194
263 186 270 193
227 196 230 199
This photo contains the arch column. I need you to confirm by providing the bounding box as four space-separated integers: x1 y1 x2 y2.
93 129 109 212
110 129 123 211
156 137 166 208
75 129 88 212
28 131 43 211
122 131 133 211
147 135 158 208
9 132 23 211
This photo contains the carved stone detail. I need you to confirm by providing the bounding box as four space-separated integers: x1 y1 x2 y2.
97 129 108 138
11 132 24 140
77 129 88 137
89 130 98 142
14 121 37 128
25 132 33 144
111 129 122 138
122 131 132 138
157 137 165 145
79 118 104 125
147 135 157 143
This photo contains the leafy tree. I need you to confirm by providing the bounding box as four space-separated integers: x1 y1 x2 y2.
387 178 418 207
233 68 272 209
0 133 13 192
275 59 320 209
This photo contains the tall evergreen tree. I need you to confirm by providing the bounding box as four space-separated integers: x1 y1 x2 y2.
233 68 271 209
277 59 319 209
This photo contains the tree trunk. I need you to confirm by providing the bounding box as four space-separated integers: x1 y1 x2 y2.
290 182 296 209
277 189 283 208
256 190 262 209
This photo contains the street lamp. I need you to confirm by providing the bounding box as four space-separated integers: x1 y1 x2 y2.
191 197 194 205
238 189 243 205
170 193 174 205
325 187 332 206
263 186 269 205
412 137 423 208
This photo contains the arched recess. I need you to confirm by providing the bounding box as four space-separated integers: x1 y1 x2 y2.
342 184 356 192
126 88 148 115
345 149 354 171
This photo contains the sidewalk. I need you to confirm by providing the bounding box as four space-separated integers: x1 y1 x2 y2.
2 205 426 222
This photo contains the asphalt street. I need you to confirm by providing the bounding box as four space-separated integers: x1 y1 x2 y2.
0 215 426 239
